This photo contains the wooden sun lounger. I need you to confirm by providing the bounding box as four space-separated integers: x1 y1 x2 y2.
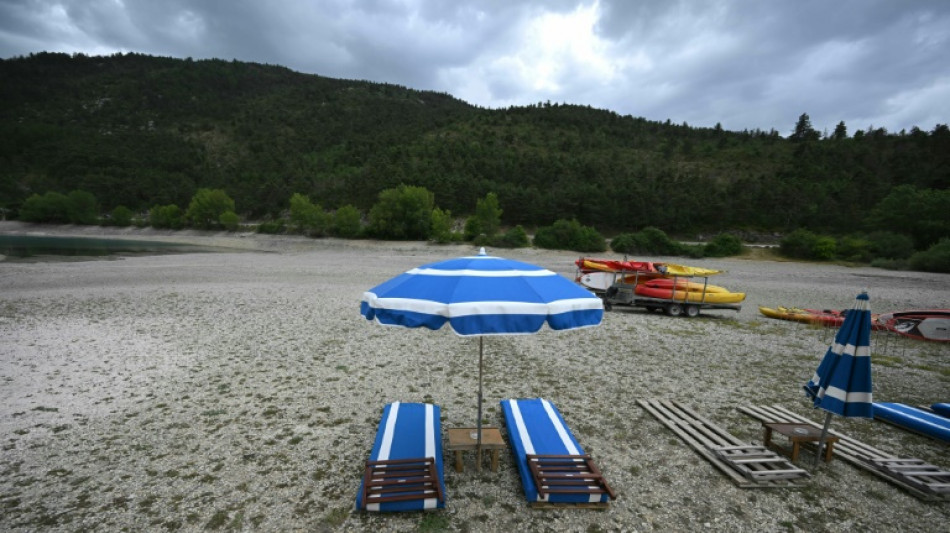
637 399 810 488
360 457 444 509
739 404 950 501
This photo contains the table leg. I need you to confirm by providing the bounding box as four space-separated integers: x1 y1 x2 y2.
824 442 834 462
763 427 773 448
491 450 499 472
454 450 463 472
477 448 482 472
790 442 800 462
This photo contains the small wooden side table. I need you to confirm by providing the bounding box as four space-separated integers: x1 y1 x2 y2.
763 422 839 463
445 427 505 472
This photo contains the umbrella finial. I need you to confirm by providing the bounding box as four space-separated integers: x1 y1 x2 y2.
478 247 487 256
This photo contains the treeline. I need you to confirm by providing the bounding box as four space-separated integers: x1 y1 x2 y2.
1 52 949 264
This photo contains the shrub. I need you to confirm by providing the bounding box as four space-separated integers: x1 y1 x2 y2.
492 225 529 248
704 233 743 257
836 234 871 262
533 219 605 253
331 205 362 238
289 193 330 236
19 192 69 223
812 236 837 260
464 192 502 241
367 185 434 240
219 210 240 231
611 227 682 255
149 204 184 229
867 231 914 260
109 205 134 227
66 190 99 224
909 238 950 273
430 207 456 244
256 219 286 234
780 229 818 259
186 189 235 229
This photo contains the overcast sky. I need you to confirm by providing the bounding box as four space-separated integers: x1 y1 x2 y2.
2 0 948 136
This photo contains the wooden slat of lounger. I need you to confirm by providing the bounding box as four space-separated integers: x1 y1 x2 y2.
360 457 444 509
869 459 950 495
738 404 950 501
527 454 618 501
638 400 809 488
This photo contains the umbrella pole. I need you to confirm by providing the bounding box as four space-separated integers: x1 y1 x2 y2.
477 336 484 472
814 411 834 468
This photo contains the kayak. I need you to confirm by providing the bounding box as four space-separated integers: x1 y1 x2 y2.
877 310 950 342
873 402 950 443
635 281 746 304
576 258 658 273
759 306 887 329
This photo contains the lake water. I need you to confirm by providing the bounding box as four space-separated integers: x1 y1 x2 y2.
0 235 222 261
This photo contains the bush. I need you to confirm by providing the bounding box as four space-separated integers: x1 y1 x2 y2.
331 205 362 238
867 231 914 260
219 210 240 231
704 233 743 257
367 185 434 240
19 192 69 223
611 227 682 255
430 207 456 244
492 225 529 248
533 219 605 253
66 190 99 224
909 238 950 273
464 192 503 241
836 234 871 262
289 193 330 236
812 236 837 260
108 205 134 227
149 204 184 229
256 218 286 234
780 229 818 259
186 189 235 229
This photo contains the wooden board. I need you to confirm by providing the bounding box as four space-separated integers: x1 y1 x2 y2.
637 399 810 488
738 404 950 502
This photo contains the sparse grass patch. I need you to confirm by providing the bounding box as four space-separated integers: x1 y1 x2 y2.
419 512 450 532
323 506 349 528
873 355 903 368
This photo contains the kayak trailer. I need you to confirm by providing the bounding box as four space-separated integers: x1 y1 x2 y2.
575 258 742 317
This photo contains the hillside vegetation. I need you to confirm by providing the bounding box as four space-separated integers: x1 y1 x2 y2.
1 52 948 250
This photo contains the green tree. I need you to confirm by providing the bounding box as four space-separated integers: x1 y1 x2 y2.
533 219 605 252
867 186 950 250
367 185 435 240
149 204 184 229
790 113 820 142
289 193 330 236
66 190 99 225
831 121 848 140
704 233 743 257
331 205 362 238
186 189 235 229
109 205 134 227
493 225 529 248
464 192 503 241
219 210 240 231
430 207 455 243
19 192 69 223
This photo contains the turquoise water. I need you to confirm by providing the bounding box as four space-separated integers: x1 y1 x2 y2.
0 235 216 261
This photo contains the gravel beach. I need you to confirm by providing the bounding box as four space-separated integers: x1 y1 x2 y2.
1 222 948 532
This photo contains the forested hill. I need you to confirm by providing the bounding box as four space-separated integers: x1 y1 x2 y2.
2 52 948 244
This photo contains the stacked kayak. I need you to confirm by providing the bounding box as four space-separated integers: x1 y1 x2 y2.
635 278 745 304
876 310 950 342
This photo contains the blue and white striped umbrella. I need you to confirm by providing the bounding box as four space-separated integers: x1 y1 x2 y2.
361 248 604 335
803 291 874 465
361 248 603 468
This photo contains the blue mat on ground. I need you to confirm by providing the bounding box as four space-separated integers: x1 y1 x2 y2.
931 403 950 418
500 397 614 504
873 402 950 443
356 402 446 512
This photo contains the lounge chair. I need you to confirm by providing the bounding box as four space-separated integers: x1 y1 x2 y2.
356 402 446 512
500 398 616 507
873 402 950 443
740 403 950 501
638 399 810 488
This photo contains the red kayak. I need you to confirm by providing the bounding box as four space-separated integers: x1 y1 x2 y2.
576 258 658 274
877 310 950 342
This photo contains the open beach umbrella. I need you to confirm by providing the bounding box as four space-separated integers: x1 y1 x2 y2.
803 291 874 466
360 248 603 468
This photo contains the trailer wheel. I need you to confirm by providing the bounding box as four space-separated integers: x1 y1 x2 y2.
604 301 613 312
685 305 700 318
665 303 682 317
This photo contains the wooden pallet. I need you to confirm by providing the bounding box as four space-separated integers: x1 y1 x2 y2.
638 399 810 488
359 457 444 510
739 404 950 501
527 454 617 502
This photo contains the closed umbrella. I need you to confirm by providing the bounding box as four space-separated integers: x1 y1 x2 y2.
361 248 603 469
803 291 874 466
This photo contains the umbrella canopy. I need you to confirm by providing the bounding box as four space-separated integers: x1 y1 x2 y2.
361 248 603 468
803 291 874 465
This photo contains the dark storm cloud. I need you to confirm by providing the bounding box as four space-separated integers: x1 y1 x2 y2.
1 0 947 134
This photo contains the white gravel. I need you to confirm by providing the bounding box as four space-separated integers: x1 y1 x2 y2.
1 222 948 532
